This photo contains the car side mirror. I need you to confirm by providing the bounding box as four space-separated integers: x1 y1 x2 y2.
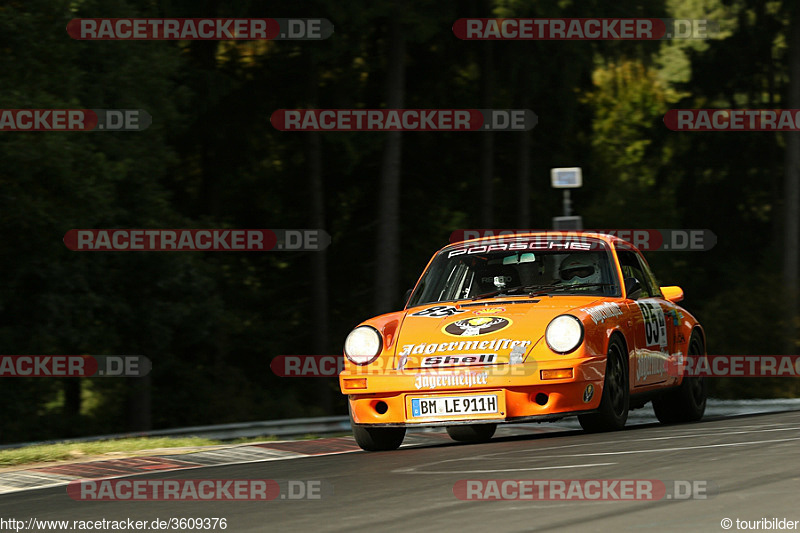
660 286 684 303
624 277 643 300
403 288 413 307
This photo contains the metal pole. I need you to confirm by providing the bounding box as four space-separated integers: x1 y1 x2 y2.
784 4 800 364
563 190 571 217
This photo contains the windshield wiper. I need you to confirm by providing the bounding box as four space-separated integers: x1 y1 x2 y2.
470 282 563 301
469 281 615 301
470 286 521 300
529 282 615 296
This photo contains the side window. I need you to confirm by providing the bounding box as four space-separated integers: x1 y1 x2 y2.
634 253 662 298
616 250 658 298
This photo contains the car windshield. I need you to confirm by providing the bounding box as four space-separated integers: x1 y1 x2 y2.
408 237 621 306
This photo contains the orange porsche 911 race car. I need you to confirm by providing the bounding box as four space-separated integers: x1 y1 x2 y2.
339 232 706 451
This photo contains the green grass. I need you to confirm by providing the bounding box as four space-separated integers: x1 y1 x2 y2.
0 436 257 467
0 432 351 467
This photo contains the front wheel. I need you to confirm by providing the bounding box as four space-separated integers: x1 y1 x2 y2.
446 423 497 443
652 332 707 424
350 418 405 451
579 338 629 432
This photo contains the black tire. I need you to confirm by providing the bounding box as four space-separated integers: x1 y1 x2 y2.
652 332 707 424
446 423 497 443
350 418 405 451
579 338 629 432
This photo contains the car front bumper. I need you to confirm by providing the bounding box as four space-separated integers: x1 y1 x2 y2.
340 356 606 426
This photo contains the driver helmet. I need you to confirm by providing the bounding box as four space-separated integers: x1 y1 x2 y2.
559 254 602 285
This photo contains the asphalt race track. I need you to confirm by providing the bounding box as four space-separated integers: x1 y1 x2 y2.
1 409 798 533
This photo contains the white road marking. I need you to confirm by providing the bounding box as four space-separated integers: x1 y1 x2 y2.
534 436 800 459
393 462 617 474
395 432 800 475
605 425 800 443
484 424 800 457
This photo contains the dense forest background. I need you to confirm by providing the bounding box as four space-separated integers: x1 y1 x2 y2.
1 0 799 443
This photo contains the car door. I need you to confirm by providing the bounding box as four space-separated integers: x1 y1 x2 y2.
617 249 674 387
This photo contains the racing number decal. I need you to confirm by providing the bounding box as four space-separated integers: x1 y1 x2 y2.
411 305 466 318
636 300 668 350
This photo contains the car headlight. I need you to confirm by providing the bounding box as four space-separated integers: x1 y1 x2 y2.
545 315 584 354
344 326 382 365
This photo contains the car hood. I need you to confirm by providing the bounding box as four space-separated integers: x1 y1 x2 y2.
395 296 604 369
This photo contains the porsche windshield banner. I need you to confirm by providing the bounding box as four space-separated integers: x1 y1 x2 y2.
449 230 717 251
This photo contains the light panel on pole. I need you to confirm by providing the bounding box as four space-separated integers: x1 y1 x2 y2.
551 167 583 189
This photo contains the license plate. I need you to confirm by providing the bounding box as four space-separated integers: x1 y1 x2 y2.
410 395 498 418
